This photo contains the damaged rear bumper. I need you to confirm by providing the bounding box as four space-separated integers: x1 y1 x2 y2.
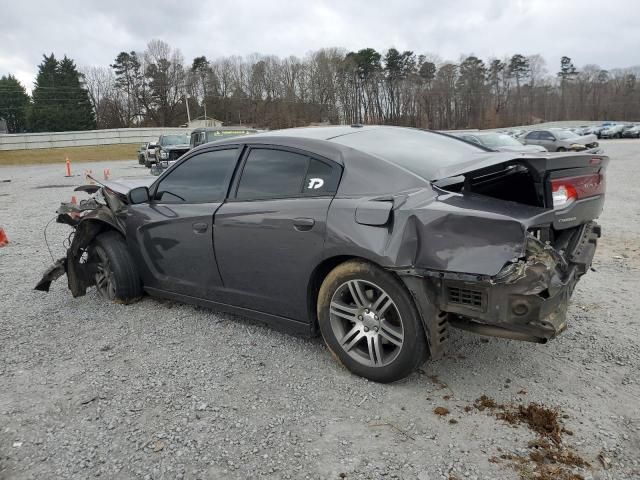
400 221 601 354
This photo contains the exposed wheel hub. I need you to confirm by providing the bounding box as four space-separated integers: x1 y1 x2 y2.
359 309 380 332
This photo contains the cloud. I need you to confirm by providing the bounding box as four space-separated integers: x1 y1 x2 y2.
1 0 639 90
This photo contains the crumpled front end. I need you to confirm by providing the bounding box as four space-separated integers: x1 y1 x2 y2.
35 186 127 296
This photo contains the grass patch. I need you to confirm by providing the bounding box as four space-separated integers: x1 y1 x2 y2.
0 144 138 166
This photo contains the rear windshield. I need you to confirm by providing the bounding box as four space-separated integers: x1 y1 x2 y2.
553 130 578 140
330 128 488 180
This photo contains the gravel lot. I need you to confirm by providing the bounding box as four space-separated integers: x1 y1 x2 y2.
1 141 639 480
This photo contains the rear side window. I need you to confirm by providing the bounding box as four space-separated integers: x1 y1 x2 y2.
540 131 555 140
303 157 340 193
155 149 238 203
236 148 339 200
525 131 539 140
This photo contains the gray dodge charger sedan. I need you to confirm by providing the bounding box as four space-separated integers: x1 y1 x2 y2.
36 126 607 382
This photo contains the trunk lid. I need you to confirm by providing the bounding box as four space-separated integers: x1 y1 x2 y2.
434 152 608 231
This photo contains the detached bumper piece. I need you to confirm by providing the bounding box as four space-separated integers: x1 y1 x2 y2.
34 258 67 292
441 221 600 342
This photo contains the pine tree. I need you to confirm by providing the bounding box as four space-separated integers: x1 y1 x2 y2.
111 51 143 126
0 74 31 133
30 53 96 132
58 56 96 130
30 54 60 131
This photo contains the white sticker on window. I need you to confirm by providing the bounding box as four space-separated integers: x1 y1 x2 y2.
307 178 324 189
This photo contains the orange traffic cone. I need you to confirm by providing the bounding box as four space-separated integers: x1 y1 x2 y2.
65 157 72 177
71 195 78 205
0 227 8 247
103 168 110 180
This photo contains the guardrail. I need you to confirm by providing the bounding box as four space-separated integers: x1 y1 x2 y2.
0 121 622 151
0 127 190 151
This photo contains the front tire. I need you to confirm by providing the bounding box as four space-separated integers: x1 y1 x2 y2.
317 260 428 383
557 147 567 152
90 231 142 303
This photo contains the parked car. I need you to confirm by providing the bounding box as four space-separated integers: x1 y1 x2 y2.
522 128 599 152
190 127 260 149
155 134 191 164
137 143 148 164
600 124 627 139
143 142 158 168
506 129 527 138
36 126 607 383
570 126 592 136
588 125 612 138
455 132 547 153
622 125 640 138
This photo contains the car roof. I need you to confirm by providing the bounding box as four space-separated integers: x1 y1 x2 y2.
198 125 534 194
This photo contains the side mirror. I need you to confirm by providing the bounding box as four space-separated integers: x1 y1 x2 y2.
128 186 150 204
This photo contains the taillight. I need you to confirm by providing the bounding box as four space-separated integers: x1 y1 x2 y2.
551 174 605 209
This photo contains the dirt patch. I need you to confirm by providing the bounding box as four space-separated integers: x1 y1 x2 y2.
474 394 501 411
499 403 563 444
471 396 590 480
434 406 450 416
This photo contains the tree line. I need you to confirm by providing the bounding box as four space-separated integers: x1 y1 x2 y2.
1 39 639 133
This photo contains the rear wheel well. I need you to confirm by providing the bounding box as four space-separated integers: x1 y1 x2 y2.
308 256 355 334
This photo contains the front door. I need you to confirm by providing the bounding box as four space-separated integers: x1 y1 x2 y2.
213 147 341 321
127 148 240 299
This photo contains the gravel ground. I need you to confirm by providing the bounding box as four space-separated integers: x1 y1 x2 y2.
1 141 639 480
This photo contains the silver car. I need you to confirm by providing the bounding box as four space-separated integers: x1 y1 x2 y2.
600 124 626 139
522 129 599 152
456 132 547 153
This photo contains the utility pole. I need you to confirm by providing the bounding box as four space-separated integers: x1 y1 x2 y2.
185 93 191 124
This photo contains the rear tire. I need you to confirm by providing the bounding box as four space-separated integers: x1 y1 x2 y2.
556 147 567 152
317 260 428 383
90 231 143 303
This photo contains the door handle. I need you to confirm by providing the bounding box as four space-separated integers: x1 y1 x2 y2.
293 217 315 231
193 222 208 233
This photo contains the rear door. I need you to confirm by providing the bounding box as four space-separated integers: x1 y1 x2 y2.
127 147 240 299
213 146 341 321
538 131 557 150
524 131 540 147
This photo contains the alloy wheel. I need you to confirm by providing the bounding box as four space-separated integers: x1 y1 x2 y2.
329 279 404 367
94 247 116 300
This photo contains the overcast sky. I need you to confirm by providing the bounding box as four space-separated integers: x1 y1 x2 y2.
1 0 639 90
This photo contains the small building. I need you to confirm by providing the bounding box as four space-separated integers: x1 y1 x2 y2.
188 116 223 129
